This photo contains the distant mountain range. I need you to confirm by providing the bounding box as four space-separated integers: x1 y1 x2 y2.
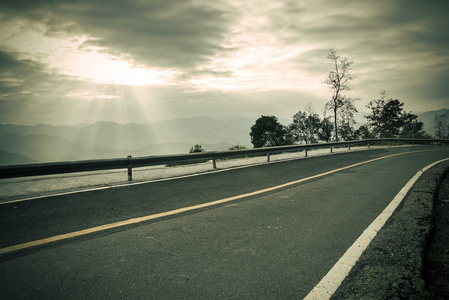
0 111 447 166
416 109 449 135
0 149 37 166
0 115 255 166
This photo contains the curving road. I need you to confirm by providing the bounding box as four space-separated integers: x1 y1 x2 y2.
1 145 448 299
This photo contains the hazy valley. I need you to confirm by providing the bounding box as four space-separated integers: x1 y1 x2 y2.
0 115 254 166
0 110 447 166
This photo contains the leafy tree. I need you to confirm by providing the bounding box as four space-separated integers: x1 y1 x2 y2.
354 125 372 140
365 91 406 138
318 117 333 142
289 109 321 144
434 114 449 139
400 111 426 138
324 49 358 141
366 91 428 138
289 106 337 144
189 144 205 153
250 115 291 148
338 120 356 141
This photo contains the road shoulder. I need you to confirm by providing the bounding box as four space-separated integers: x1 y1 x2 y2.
332 160 449 299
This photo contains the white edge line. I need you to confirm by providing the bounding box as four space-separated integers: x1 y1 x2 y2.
304 157 449 300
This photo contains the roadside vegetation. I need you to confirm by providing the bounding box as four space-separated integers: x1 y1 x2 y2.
189 144 205 153
249 49 442 148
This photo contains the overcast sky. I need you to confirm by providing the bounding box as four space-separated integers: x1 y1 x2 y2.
0 0 448 125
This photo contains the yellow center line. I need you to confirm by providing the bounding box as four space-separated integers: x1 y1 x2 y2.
0 149 441 255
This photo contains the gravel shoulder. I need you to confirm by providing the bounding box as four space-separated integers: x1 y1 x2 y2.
332 160 449 299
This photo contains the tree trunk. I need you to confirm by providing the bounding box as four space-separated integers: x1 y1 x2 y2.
333 106 338 141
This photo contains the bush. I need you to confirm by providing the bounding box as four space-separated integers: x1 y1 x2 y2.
228 144 247 151
189 145 205 153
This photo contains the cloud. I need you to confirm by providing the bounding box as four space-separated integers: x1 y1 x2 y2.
269 0 449 59
0 0 236 70
0 48 60 101
0 47 130 124
0 0 448 125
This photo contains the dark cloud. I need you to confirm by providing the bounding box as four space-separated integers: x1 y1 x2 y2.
275 0 449 54
0 48 58 100
0 0 235 70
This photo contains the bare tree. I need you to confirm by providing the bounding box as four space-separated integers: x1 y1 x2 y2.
324 49 358 141
434 114 449 139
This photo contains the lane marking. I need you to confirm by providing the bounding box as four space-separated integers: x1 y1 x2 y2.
0 149 442 255
304 157 449 300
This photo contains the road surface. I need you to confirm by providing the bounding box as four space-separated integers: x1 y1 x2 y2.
1 145 448 299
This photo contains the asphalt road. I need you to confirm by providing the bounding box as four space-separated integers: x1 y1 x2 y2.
1 145 448 299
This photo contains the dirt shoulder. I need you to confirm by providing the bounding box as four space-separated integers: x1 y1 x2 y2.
332 160 449 299
424 166 449 299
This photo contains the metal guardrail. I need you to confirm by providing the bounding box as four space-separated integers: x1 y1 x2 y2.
0 138 447 180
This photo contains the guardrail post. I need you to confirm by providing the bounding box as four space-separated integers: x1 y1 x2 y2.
348 144 351 151
267 153 270 162
212 154 217 169
305 149 308 157
330 146 333 153
127 155 133 181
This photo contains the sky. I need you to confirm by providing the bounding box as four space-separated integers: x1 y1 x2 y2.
0 0 448 125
